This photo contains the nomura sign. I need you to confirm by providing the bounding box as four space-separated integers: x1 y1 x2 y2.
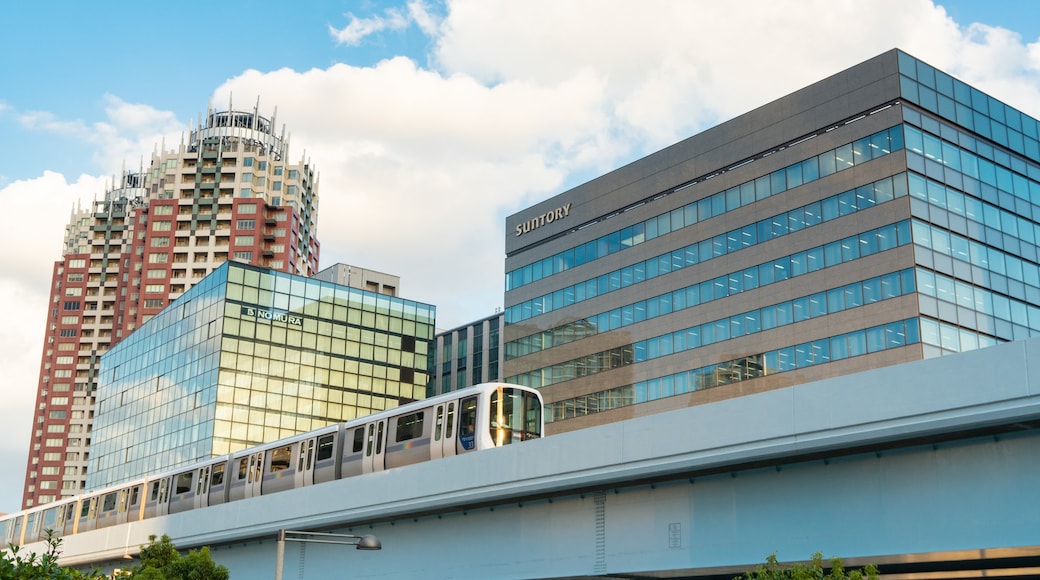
240 306 303 326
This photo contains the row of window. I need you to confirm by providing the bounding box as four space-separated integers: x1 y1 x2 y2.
507 173 909 351
898 51 1040 166
507 262 915 390
506 125 904 292
544 318 921 423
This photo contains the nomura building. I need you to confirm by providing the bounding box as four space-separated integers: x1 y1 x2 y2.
87 261 435 488
504 49 1040 433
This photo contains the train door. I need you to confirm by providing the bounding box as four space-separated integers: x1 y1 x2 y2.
64 501 79 536
144 476 171 519
195 465 211 510
76 496 99 533
432 401 458 460
208 462 228 506
362 420 387 473
126 484 144 522
457 396 479 454
295 437 316 488
244 450 264 498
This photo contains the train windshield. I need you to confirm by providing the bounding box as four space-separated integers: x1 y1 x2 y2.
489 387 542 445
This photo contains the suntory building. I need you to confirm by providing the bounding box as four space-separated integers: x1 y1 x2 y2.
504 50 1040 433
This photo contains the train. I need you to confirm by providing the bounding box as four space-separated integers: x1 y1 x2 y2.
0 382 543 549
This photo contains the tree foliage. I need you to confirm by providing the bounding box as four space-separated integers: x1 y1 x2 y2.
739 553 878 580
0 531 104 579
0 531 229 579
130 534 229 580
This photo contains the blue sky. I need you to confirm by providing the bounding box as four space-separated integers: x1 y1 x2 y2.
2 0 1040 515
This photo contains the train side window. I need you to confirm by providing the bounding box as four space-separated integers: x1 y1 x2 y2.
352 428 365 453
271 445 292 472
365 424 375 456
176 472 193 495
80 501 91 519
317 435 334 461
129 486 140 507
446 402 455 438
435 406 444 441
211 464 225 486
237 458 249 480
298 442 306 471
102 492 117 512
149 481 160 502
395 411 424 442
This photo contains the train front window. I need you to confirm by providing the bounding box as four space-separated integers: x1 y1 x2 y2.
489 388 543 445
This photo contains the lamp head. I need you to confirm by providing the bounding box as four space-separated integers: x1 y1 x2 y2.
355 534 382 550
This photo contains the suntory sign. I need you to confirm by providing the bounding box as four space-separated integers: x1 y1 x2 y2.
515 203 572 237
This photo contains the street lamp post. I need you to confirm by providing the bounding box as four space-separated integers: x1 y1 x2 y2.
274 529 382 580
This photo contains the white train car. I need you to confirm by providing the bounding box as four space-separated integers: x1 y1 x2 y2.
1 382 542 549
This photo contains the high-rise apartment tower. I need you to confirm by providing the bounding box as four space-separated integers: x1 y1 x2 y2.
23 105 320 508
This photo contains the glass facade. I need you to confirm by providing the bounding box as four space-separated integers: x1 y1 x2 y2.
504 50 1040 431
87 261 435 489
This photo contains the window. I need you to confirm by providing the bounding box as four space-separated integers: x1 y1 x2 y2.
239 203 257 214
145 284 164 293
65 287 82 297
66 273 83 282
237 219 256 229
233 251 253 260
395 412 424 442
60 316 78 324
210 463 225 486
175 472 193 494
67 259 86 268
102 492 117 511
146 269 166 279
234 236 255 246
55 356 74 365
148 253 169 264
316 435 334 461
153 205 174 216
352 428 365 453
152 221 172 231
270 445 292 472
63 301 80 310
151 237 170 247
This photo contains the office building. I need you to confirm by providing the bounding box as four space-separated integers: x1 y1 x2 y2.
23 105 321 507
504 49 1040 433
312 263 400 296
431 312 504 395
86 261 435 488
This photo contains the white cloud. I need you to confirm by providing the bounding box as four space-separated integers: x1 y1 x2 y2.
16 97 187 177
0 172 107 513
329 7 412 46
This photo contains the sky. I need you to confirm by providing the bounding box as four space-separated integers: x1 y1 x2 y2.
2 0 1040 515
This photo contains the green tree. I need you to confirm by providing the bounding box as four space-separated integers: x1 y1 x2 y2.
0 531 105 579
739 552 878 580
130 534 229 580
